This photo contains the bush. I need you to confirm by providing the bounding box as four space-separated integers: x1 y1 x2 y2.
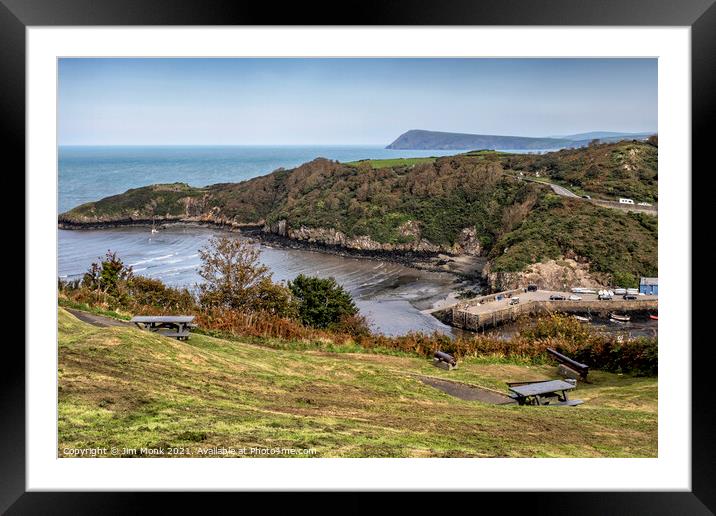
612 271 638 289
520 314 657 376
127 276 196 312
330 313 372 338
288 274 359 329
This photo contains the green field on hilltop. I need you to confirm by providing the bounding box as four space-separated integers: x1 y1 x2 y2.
58 308 657 458
345 156 438 169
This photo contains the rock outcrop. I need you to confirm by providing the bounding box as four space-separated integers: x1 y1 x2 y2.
483 258 606 291
263 219 480 255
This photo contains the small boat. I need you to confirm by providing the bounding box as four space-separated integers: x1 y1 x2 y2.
649 314 658 320
610 313 631 323
573 315 591 322
151 218 159 234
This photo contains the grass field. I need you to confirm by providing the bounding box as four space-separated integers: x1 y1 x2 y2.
345 157 438 169
58 308 657 458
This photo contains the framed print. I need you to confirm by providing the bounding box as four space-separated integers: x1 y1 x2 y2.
4 0 714 512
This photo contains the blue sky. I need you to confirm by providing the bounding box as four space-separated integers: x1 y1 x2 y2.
58 58 657 145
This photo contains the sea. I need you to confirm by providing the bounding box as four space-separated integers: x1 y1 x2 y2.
58 145 461 336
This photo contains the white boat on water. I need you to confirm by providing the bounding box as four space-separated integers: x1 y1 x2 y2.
609 313 631 322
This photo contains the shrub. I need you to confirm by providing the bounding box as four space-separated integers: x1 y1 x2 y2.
612 271 638 289
288 274 359 329
127 276 196 312
330 313 372 338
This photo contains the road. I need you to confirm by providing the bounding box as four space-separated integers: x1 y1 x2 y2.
518 176 657 215
545 182 580 198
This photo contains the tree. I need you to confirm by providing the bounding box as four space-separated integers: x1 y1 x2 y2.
196 236 294 315
288 274 359 329
82 250 133 296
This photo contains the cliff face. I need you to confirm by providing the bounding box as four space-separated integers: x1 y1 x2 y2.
483 258 607 291
263 220 484 255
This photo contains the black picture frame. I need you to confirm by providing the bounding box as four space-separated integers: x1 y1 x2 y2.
4 0 712 513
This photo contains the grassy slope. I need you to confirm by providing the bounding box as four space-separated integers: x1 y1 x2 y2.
58 308 657 458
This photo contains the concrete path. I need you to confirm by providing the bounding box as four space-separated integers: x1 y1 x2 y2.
65 308 132 328
420 376 515 405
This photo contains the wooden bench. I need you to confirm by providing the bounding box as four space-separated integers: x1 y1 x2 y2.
546 347 589 381
433 351 458 370
507 379 582 407
130 315 196 341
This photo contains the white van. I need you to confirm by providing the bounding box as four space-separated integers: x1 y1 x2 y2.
619 198 635 205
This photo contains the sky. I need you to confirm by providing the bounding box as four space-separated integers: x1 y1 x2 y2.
58 58 657 146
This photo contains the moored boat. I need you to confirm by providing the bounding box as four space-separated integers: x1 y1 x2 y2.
609 313 631 322
573 315 591 322
649 314 658 320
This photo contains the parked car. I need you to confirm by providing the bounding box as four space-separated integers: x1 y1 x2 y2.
568 295 582 301
598 289 614 300
581 195 591 200
509 297 520 305
527 284 538 292
623 294 638 300
637 202 652 206
549 294 566 301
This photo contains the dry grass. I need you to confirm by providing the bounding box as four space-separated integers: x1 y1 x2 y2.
58 308 657 458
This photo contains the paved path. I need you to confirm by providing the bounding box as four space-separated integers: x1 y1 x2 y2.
65 308 132 328
420 376 515 405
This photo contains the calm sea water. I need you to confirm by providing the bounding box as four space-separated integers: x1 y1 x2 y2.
58 146 461 335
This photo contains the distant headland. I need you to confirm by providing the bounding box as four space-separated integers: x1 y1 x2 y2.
385 129 654 151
